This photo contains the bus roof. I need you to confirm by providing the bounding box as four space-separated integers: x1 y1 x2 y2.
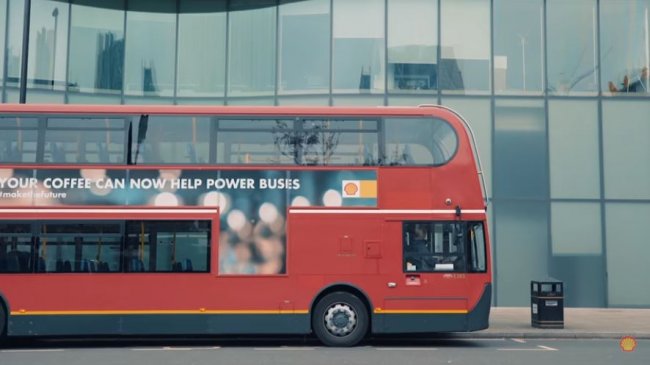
0 103 463 120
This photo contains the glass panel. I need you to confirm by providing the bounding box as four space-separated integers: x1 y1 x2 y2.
388 96 438 106
25 89 64 103
39 222 121 272
494 201 548 306
4 0 24 89
68 0 125 95
228 0 276 97
48 117 125 130
67 92 122 104
216 124 296 165
0 223 33 273
276 96 329 106
493 0 544 94
177 0 226 97
403 221 467 273
0 116 38 128
551 202 601 255
332 0 385 94
0 129 38 163
440 0 490 93
548 100 600 199
332 96 385 106
603 101 650 199
384 117 457 166
494 99 547 199
125 220 210 273
387 0 437 93
124 0 176 97
44 130 125 164
442 97 492 196
601 0 650 95
27 0 69 91
279 0 329 95
131 115 210 164
301 120 380 165
469 222 486 272
547 0 598 95
606 203 650 306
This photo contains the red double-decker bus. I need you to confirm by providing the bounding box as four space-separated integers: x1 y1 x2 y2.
0 104 490 346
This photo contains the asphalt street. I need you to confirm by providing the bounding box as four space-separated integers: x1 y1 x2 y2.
0 337 647 365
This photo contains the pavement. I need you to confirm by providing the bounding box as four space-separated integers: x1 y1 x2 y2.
453 307 650 339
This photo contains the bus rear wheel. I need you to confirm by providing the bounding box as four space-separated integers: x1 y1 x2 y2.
312 292 368 347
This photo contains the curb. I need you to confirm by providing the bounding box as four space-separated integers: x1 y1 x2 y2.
448 332 650 340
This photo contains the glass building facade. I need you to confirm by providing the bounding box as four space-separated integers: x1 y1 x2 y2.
1 0 649 307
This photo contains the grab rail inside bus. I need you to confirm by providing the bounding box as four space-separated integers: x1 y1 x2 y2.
418 104 490 208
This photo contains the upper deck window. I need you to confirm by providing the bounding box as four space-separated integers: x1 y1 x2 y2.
0 117 39 163
130 115 210 164
0 113 459 167
384 117 458 165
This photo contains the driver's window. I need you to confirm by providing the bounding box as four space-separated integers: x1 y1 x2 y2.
403 221 466 273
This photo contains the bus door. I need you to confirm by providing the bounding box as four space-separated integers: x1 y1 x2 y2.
382 221 469 317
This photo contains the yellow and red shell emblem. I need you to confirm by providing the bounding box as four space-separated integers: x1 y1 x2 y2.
344 182 359 196
620 336 637 352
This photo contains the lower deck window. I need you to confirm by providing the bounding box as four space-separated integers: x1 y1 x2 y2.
0 220 211 274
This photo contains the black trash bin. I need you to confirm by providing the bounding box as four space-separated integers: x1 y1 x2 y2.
531 280 564 328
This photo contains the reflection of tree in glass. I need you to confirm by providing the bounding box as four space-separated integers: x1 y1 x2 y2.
272 120 340 165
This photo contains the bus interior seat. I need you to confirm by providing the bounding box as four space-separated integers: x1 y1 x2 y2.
62 260 72 272
184 259 193 272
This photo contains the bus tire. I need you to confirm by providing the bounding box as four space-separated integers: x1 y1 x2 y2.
312 292 368 347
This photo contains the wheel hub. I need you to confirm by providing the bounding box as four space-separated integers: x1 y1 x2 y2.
324 303 357 337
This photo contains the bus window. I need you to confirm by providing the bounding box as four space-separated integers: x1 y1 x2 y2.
384 117 458 166
38 222 122 273
215 119 297 165
124 220 210 273
44 117 127 164
468 222 487 273
301 119 380 166
0 223 33 273
0 117 38 163
130 116 210 164
403 221 467 273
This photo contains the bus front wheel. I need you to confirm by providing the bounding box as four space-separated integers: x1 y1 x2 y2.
312 292 368 347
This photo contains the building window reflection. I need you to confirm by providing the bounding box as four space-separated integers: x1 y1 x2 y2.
601 0 650 96
68 0 125 95
387 0 438 93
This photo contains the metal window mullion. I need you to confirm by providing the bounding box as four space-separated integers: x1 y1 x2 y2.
383 0 388 106
2 0 12 102
120 0 128 105
224 0 230 105
63 1 71 104
19 0 32 103
172 0 180 104
594 0 609 307
274 0 279 105
328 0 333 106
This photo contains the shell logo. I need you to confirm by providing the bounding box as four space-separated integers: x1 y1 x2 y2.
620 336 637 352
341 180 376 198
344 182 359 196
